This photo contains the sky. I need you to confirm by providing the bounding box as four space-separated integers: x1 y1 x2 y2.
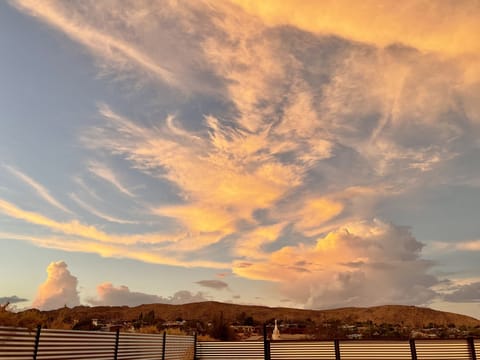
1 0 479 319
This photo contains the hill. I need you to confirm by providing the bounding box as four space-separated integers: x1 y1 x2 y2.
41 301 479 328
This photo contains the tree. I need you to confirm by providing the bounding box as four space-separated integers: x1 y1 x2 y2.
208 312 236 341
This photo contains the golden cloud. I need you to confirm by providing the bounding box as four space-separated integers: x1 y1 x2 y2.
230 0 480 56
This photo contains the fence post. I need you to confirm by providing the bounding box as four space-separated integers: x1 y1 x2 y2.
263 324 271 360
334 339 341 360
467 337 477 360
193 332 197 360
162 331 167 360
113 329 120 360
409 339 417 360
32 325 41 360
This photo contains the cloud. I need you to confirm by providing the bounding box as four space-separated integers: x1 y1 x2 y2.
88 161 135 197
88 283 207 306
233 220 438 308
195 280 229 290
12 0 176 87
456 240 480 251
0 295 28 305
70 193 137 224
32 261 80 310
0 232 229 270
4 165 71 214
230 0 480 57
444 282 480 302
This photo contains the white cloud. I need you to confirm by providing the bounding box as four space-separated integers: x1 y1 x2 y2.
32 261 80 310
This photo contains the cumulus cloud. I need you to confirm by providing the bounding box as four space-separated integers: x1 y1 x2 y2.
444 282 480 302
32 261 80 310
88 283 207 306
234 220 438 308
0 295 28 305
195 280 229 290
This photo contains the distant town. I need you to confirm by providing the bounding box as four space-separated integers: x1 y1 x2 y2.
76 313 480 341
2 301 479 341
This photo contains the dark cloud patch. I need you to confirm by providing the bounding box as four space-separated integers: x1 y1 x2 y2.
0 295 28 304
195 280 229 290
444 282 480 302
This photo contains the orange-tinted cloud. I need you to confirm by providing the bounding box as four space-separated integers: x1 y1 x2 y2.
32 261 80 310
230 0 480 56
233 220 437 308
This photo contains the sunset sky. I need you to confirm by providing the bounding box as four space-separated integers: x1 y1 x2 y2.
1 0 479 318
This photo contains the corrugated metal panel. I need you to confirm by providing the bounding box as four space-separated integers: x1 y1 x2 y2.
164 334 195 360
117 332 163 360
0 327 195 360
415 340 470 360
340 341 411 360
36 328 116 360
270 341 336 359
197 341 264 360
0 327 37 360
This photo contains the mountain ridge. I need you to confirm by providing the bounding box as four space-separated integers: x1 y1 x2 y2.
40 301 480 328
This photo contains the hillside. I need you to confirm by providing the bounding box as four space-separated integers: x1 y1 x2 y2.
41 301 480 328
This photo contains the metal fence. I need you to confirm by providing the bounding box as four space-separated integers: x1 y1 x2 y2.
1 326 479 360
197 338 480 360
0 326 195 360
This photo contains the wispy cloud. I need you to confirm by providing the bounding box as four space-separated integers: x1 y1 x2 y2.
0 231 229 269
70 193 137 224
4 165 72 214
73 176 102 202
12 0 177 86
88 161 135 198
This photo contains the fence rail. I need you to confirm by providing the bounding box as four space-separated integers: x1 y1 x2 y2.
1 326 478 360
0 327 194 360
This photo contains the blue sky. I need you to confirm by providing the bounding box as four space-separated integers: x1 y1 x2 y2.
1 0 479 318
